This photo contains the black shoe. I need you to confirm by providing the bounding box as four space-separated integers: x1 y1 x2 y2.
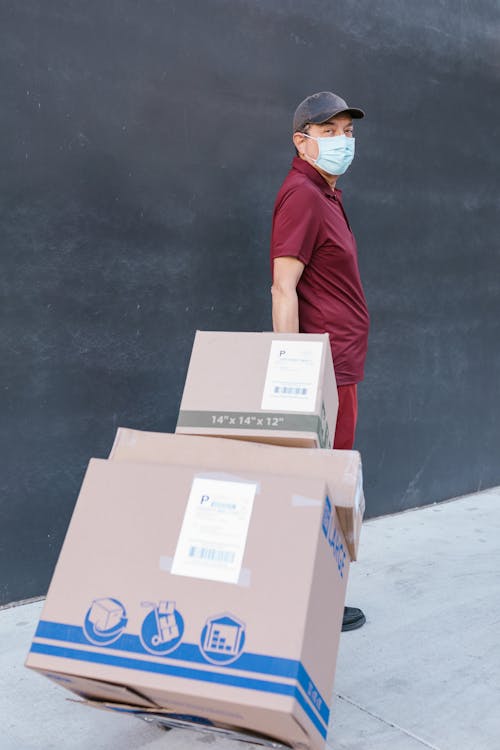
342 606 366 632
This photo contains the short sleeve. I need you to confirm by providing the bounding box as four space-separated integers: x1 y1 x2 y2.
271 186 321 267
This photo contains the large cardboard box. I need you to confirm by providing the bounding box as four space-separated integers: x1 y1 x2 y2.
26 457 350 749
110 429 364 562
175 331 338 449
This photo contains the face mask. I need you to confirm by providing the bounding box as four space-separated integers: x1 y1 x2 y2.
303 133 355 176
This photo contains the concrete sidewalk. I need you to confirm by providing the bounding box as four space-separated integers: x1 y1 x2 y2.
3 487 500 750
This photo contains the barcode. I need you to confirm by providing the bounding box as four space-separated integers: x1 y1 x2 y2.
273 386 308 395
188 546 235 564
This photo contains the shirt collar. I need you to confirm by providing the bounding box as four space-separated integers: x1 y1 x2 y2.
291 156 342 198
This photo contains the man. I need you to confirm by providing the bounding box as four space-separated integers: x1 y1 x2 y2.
270 91 370 632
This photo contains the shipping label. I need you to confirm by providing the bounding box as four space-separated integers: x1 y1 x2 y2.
261 340 323 412
171 477 257 584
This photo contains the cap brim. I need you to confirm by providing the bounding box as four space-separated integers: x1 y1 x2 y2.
315 106 364 122
344 107 364 119
293 105 365 133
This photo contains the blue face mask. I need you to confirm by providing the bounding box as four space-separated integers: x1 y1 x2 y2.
303 134 355 176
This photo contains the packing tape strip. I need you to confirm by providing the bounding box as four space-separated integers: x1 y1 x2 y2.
191 472 262 494
291 495 323 508
159 557 252 587
176 410 330 448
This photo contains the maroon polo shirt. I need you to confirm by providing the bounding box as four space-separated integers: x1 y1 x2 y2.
271 157 369 385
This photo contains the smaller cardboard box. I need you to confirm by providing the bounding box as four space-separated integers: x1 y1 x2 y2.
110 429 365 561
26 458 350 749
175 331 338 449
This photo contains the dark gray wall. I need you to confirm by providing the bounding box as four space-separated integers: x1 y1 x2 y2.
1 0 499 605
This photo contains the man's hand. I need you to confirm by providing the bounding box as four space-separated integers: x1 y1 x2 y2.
271 257 305 333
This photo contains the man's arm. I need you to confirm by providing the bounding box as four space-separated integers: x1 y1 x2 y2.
271 256 305 333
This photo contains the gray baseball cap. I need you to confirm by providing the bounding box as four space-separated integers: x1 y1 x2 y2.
293 91 365 132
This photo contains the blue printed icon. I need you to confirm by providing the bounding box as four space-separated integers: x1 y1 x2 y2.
200 613 246 665
139 600 184 655
83 597 128 645
322 496 346 579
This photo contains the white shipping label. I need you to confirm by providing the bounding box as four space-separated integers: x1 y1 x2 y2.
171 478 257 584
261 340 323 412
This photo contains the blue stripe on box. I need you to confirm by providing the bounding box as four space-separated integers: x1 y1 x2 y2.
34 620 329 726
30 641 327 739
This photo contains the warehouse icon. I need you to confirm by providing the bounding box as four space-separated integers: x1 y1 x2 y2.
200 613 246 664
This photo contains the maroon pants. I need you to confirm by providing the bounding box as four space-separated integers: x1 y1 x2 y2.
333 384 358 450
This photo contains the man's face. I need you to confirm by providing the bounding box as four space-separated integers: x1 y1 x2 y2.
293 113 354 162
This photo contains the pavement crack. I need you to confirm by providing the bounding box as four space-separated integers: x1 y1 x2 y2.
335 694 442 750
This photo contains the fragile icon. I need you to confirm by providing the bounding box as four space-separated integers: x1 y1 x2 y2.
83 597 128 645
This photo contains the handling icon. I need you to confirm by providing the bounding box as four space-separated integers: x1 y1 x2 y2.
139 600 184 655
200 613 246 665
83 597 128 646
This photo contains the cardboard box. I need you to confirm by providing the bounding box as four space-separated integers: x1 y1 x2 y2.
175 331 338 449
27 458 350 749
110 429 364 561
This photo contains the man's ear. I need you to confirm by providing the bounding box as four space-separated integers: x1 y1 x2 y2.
293 132 307 157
